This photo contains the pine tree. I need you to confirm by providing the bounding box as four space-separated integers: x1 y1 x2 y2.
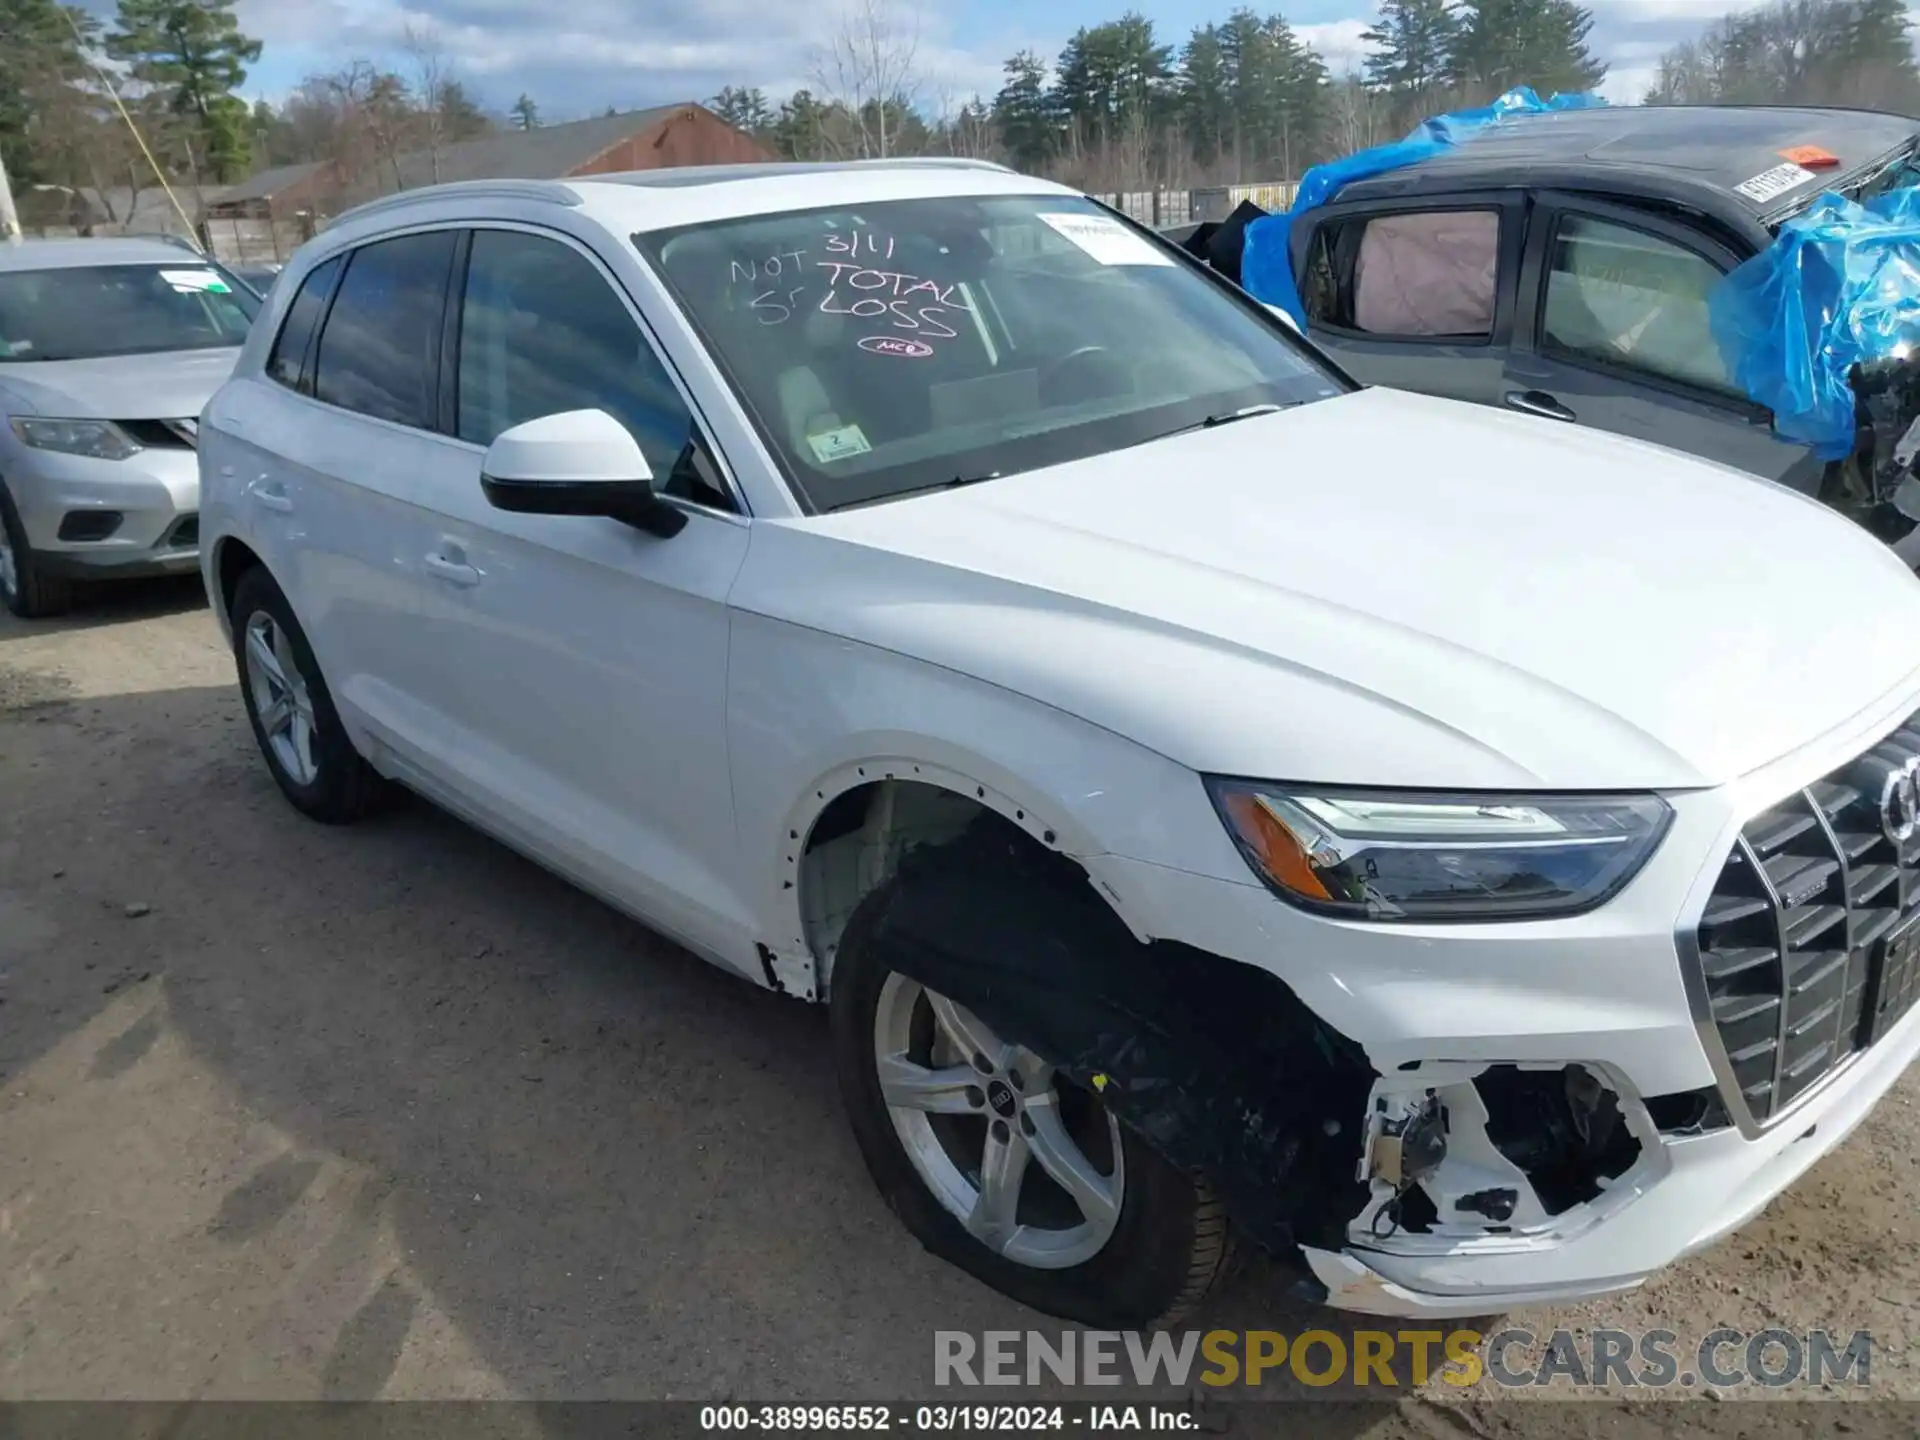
1452 0 1606 99
1179 25 1232 170
436 80 491 142
993 50 1057 171
1052 13 1173 154
1268 15 1333 176
1 0 97 187
1645 0 1917 110
772 89 842 161
107 0 262 182
1216 8 1271 177
1836 0 1920 108
1361 0 1462 121
710 85 775 137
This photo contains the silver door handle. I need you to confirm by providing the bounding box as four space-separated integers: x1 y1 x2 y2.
248 481 293 513
422 553 480 587
1504 389 1577 423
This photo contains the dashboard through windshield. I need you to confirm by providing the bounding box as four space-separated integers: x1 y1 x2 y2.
0 262 259 361
635 193 1346 510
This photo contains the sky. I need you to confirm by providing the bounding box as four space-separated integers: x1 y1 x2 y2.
113 0 1811 124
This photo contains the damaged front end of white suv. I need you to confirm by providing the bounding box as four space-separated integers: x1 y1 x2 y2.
795 385 1920 1317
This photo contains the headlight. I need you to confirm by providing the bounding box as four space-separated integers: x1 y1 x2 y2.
1206 781 1673 921
9 418 142 461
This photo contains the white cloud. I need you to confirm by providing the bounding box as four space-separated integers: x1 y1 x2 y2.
216 0 1916 123
1297 19 1374 78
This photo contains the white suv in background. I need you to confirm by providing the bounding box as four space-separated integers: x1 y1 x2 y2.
198 160 1920 1326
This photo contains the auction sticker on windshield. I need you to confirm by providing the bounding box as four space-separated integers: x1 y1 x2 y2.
1733 163 1818 204
160 268 233 294
1038 213 1174 267
807 423 874 463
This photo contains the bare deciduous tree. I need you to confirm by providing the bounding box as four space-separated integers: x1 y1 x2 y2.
813 0 922 159
321 60 416 197
1328 69 1386 157
403 22 450 184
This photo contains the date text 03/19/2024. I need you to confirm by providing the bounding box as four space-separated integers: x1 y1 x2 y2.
698 1405 1201 1432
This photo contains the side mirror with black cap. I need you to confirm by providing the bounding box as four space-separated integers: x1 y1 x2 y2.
479 409 686 538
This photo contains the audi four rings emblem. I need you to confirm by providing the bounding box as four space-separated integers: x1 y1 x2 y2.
1881 755 1920 845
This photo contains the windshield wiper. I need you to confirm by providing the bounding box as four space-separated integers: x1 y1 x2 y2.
829 470 1003 512
1147 403 1290 443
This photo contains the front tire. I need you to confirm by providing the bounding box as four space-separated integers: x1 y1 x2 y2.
0 484 74 619
230 565 389 824
831 864 1233 1328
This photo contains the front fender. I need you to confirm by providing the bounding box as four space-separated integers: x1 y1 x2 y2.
726 609 1248 983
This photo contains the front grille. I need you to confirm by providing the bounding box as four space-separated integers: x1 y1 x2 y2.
1694 710 1920 1124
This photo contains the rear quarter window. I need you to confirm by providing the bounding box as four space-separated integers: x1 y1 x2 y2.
1302 208 1501 341
266 257 341 394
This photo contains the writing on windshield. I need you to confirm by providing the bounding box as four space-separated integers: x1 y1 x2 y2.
725 230 976 345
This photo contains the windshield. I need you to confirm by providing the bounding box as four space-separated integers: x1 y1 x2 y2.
0 262 259 362
637 194 1346 509
1849 136 1920 206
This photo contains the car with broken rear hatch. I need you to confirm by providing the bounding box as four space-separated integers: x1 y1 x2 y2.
1174 103 1920 565
197 158 1920 1326
0 237 259 617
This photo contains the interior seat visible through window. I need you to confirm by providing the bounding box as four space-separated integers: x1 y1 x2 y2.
1539 213 1735 396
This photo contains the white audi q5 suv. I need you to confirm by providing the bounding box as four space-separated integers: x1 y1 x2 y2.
197 158 1920 1327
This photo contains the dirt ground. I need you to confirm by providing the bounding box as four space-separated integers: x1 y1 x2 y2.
3 579 1918 1432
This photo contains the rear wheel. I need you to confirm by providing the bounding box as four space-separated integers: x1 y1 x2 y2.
230 566 389 824
0 484 74 619
832 862 1233 1328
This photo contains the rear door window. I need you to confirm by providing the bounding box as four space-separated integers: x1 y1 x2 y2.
313 231 457 429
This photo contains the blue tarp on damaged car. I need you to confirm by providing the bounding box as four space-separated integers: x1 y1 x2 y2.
1711 187 1920 460
1239 86 1608 326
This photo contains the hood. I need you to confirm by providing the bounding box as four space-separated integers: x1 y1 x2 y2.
0 347 240 421
743 387 1920 791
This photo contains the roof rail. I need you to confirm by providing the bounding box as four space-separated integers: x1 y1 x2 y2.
331 178 582 227
587 157 1021 189
849 157 1017 173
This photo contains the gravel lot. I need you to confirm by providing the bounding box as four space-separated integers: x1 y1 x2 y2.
3 578 1917 1429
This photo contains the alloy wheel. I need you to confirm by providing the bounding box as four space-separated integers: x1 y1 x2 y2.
873 972 1124 1269
243 609 320 787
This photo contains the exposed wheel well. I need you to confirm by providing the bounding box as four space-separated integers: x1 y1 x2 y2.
799 780 1054 994
215 537 264 620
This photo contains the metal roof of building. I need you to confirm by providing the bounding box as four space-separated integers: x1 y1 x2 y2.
213 105 701 209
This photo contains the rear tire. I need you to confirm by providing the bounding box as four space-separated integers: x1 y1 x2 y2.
0 484 74 619
229 565 389 824
831 851 1233 1328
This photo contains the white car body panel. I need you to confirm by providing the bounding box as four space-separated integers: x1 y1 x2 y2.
763 386 1920 792
198 165 1920 1319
